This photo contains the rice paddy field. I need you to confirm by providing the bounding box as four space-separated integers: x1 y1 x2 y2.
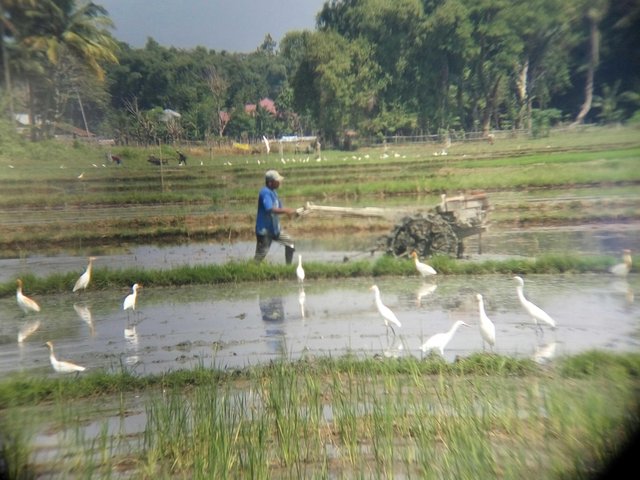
0 124 639 478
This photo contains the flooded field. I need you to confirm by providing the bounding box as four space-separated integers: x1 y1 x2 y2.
1 272 638 377
1 222 639 377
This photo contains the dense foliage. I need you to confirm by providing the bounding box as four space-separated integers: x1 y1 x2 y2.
1 0 638 146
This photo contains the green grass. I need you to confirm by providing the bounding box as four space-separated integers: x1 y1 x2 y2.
0 125 639 256
0 252 633 298
0 352 638 478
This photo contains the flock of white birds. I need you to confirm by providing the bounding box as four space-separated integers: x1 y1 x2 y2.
369 249 633 356
13 249 633 372
15 257 142 374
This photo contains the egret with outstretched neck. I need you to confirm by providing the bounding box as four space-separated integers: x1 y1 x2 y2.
370 285 402 335
16 279 40 314
513 276 556 330
421 320 469 355
73 256 97 292
45 341 86 373
476 294 496 351
410 251 436 277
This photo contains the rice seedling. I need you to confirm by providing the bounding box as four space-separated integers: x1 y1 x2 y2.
0 352 638 477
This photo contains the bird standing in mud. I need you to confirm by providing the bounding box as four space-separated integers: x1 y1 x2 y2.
476 294 496 351
513 276 556 330
370 285 402 335
610 249 632 277
123 283 142 321
421 320 469 356
16 279 40 314
410 251 437 277
73 256 97 292
45 341 86 373
296 254 305 283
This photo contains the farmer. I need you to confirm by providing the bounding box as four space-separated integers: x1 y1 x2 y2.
254 170 297 264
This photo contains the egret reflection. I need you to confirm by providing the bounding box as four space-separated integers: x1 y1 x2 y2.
124 323 140 366
73 303 95 336
17 319 40 343
416 282 437 307
533 341 557 364
298 287 306 319
383 335 404 358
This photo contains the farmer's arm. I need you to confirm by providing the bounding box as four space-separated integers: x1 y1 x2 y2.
271 206 297 216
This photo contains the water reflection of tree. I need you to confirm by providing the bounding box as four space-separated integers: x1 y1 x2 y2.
259 295 287 356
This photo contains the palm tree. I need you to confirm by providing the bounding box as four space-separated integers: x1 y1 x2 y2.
0 0 37 121
9 0 119 138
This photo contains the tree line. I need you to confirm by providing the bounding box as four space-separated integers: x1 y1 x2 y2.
1 0 638 148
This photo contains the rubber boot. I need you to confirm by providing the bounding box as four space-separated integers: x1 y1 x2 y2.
285 246 295 265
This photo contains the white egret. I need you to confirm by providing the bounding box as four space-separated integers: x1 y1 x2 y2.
370 285 402 335
73 256 97 292
513 276 556 329
410 251 437 276
421 320 469 356
16 279 40 314
45 341 86 373
610 249 632 277
476 294 496 351
123 283 141 320
296 254 305 283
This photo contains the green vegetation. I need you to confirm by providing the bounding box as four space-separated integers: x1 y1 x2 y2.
0 124 638 257
0 252 636 298
0 352 638 478
2 1 639 146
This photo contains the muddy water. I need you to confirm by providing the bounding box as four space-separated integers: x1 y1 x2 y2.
1 273 638 377
1 223 639 283
1 223 639 376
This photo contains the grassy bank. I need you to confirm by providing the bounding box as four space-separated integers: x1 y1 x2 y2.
0 252 635 298
1 351 638 478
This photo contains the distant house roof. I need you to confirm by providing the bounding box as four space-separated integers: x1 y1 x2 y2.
54 122 94 137
244 98 277 116
14 113 30 126
259 98 277 115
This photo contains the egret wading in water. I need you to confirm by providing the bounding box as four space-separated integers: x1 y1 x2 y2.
410 251 437 277
421 320 469 356
296 254 305 283
123 283 141 321
370 285 402 336
73 256 97 293
513 276 556 330
610 249 632 277
45 341 86 373
476 294 496 351
16 279 40 314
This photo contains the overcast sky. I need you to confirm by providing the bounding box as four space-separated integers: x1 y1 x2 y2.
97 0 327 53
